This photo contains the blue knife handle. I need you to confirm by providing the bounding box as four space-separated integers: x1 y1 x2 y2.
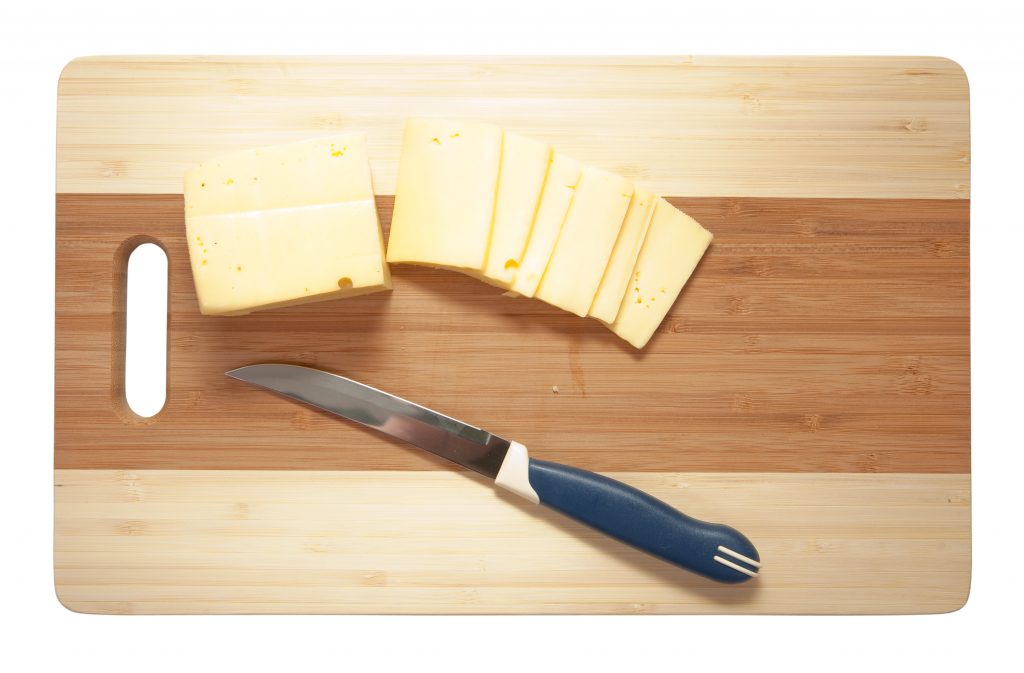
527 459 760 583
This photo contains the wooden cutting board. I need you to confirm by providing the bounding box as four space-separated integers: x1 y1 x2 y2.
54 56 970 614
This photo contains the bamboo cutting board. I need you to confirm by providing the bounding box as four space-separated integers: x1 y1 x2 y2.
54 56 970 614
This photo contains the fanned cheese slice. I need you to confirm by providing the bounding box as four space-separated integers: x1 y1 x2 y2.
386 118 503 271
481 133 552 288
588 187 657 323
509 153 582 298
534 166 634 316
610 198 713 348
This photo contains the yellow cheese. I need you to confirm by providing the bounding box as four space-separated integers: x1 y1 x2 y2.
509 153 582 297
588 187 657 323
610 198 713 349
386 118 503 271
534 166 633 317
184 135 375 214
481 133 552 287
184 134 390 316
186 203 389 315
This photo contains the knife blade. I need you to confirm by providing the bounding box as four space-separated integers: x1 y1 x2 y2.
227 363 510 477
227 363 761 583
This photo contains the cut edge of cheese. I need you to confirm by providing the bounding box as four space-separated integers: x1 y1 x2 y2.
534 166 634 317
588 187 657 323
385 118 503 272
609 199 713 349
508 153 583 298
481 133 553 288
201 282 388 317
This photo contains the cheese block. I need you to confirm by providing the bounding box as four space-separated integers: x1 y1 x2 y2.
184 134 390 316
610 199 713 349
386 119 503 271
534 166 634 317
588 187 657 323
509 153 582 298
481 133 553 287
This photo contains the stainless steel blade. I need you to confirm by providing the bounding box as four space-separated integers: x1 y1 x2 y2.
226 363 510 478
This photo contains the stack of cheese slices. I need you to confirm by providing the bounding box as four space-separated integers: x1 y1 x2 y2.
386 119 713 349
184 133 390 316
183 121 712 349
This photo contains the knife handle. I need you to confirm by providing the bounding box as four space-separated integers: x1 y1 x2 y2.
494 444 760 583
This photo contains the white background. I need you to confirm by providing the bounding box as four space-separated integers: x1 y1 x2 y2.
2 1 1021 671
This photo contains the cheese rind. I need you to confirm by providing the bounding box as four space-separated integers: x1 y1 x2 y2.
610 198 713 349
509 153 582 298
184 133 390 316
534 166 633 317
588 187 657 323
482 133 552 287
386 119 503 271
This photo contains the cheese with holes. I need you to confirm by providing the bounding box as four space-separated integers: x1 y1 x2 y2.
386 119 503 271
535 166 633 316
482 133 552 287
509 153 582 297
184 134 390 316
610 198 713 348
588 187 657 323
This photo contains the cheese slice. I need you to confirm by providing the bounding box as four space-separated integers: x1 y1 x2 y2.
386 118 503 271
610 198 713 349
534 166 633 317
184 133 390 316
509 153 582 298
481 133 552 287
588 187 657 323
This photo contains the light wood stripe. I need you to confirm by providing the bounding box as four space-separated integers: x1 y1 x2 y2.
56 56 969 199
53 469 971 615
56 194 969 473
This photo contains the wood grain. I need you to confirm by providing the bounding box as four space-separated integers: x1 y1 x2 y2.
56 194 968 473
56 56 969 199
54 469 971 615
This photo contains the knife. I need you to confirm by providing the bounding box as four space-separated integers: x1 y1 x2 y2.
227 363 761 583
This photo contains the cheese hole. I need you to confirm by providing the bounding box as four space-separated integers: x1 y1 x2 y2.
124 242 168 419
337 277 353 289
504 259 518 272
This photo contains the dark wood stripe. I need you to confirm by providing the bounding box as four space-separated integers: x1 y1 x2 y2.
56 194 969 472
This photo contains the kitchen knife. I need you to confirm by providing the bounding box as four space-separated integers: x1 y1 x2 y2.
227 363 761 583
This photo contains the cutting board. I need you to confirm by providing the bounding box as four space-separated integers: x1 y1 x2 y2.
55 56 970 614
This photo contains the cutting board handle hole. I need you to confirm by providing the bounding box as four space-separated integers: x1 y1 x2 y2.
116 241 168 420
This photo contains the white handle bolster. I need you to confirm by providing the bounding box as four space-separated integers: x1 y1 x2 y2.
494 441 539 504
